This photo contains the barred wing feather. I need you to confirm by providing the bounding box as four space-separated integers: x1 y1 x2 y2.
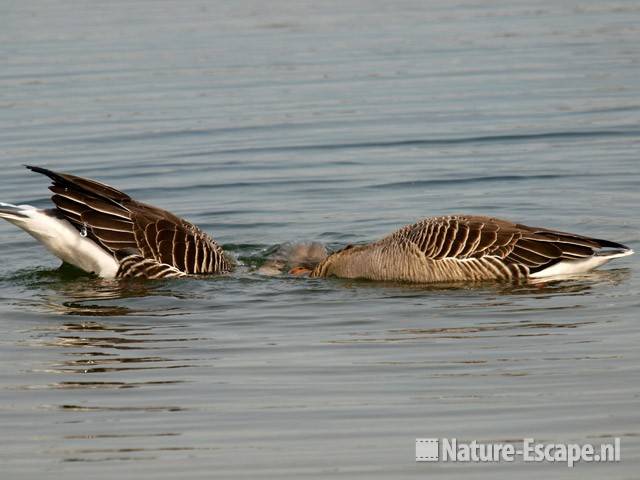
389 215 627 275
26 166 232 278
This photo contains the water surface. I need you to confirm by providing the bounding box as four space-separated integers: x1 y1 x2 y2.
1 1 639 478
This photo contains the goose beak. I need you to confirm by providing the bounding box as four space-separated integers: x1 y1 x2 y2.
289 266 312 276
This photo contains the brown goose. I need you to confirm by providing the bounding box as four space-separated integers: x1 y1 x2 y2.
292 215 633 283
0 166 233 279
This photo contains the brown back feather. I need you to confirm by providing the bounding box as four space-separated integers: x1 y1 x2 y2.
27 165 232 275
389 215 613 274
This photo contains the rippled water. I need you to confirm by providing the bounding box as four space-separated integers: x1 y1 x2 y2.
1 1 640 478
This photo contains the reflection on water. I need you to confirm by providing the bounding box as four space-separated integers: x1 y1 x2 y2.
7 265 197 316
30 321 203 374
330 320 596 344
54 405 186 412
64 433 181 439
505 268 632 295
330 268 631 296
6 251 631 317
1 0 639 474
3 260 638 469
11 301 207 462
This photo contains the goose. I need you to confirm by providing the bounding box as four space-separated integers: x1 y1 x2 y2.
0 166 233 279
290 215 633 283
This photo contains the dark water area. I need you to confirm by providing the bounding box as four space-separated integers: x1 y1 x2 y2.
1 1 639 478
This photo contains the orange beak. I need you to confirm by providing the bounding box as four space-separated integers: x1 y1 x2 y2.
289 266 312 276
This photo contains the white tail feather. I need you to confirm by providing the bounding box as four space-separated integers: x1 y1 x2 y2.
0 202 34 219
0 202 119 277
530 248 634 279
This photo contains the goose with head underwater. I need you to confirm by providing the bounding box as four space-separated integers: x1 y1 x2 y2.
290 215 633 283
0 166 233 279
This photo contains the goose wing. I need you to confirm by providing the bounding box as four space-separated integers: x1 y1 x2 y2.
27 166 232 275
390 215 623 274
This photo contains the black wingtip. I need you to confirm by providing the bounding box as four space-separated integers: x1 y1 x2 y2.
592 237 631 251
24 165 131 203
25 165 48 174
24 165 63 182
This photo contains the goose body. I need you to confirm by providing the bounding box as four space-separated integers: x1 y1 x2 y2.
309 215 633 283
0 166 233 279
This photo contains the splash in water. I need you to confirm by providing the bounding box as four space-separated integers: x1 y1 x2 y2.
258 242 327 276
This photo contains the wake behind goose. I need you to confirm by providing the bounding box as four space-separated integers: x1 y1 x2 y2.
292 215 633 283
0 166 233 279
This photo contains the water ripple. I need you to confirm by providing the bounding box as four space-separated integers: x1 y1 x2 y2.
369 174 580 189
172 129 640 157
